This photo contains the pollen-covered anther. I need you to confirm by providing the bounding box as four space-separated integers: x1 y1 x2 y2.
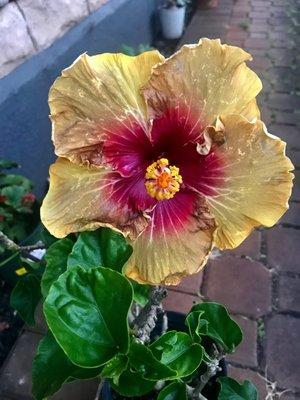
145 158 182 200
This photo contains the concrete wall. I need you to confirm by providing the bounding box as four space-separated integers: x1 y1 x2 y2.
0 0 109 78
0 0 157 198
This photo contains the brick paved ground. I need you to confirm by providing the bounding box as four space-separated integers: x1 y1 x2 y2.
0 1 299 399
164 0 300 398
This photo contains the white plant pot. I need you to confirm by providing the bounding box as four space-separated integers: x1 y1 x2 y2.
160 6 186 40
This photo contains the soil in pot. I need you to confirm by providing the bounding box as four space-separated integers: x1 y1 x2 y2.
100 311 226 400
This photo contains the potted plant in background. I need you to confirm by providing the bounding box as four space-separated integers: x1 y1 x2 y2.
6 38 293 399
0 158 41 286
159 0 189 39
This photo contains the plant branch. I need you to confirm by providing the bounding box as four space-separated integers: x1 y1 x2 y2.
186 386 208 400
0 231 45 253
0 231 45 264
187 344 224 400
94 379 104 400
132 286 168 343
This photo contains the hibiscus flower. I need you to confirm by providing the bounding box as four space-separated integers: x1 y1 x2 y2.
41 39 293 285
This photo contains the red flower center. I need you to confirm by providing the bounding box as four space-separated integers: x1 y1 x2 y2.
102 107 225 220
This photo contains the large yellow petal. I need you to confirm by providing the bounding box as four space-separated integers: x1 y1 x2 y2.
125 195 215 285
205 115 294 249
142 38 262 126
40 158 148 239
49 51 164 164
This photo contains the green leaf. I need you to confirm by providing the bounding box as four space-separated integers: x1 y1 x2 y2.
158 381 187 400
44 266 133 368
110 369 155 397
189 302 243 353
41 238 74 297
0 174 32 191
32 331 101 400
129 341 177 381
0 158 19 169
218 377 258 400
1 186 27 208
150 331 203 378
10 274 41 325
185 310 206 342
130 280 151 306
40 226 58 248
121 44 137 56
67 228 132 272
101 354 128 385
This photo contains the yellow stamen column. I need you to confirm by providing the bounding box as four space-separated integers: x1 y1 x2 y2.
145 158 183 201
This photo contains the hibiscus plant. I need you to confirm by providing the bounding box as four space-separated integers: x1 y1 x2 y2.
8 38 293 399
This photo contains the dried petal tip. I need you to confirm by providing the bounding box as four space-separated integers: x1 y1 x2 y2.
145 158 183 201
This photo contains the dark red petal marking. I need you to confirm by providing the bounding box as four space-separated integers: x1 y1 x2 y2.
150 107 225 196
107 171 156 212
147 190 198 236
102 120 152 177
151 106 204 147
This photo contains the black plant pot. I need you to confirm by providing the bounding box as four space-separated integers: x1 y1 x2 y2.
100 311 226 400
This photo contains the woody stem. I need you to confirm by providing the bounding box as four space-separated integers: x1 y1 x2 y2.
132 286 168 343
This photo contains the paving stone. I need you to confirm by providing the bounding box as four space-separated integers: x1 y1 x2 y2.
289 151 300 168
291 170 300 201
278 275 300 313
260 107 274 125
0 3 35 78
268 94 300 112
0 330 42 398
268 66 296 82
17 0 89 50
251 0 270 6
275 112 300 126
250 55 271 69
0 330 100 399
269 16 291 26
227 29 249 40
233 4 251 13
267 48 295 67
266 226 300 272
266 315 300 390
228 365 268 399
50 379 99 400
245 37 270 49
280 202 300 226
202 257 271 317
250 32 267 39
248 49 269 58
227 315 258 368
232 11 249 18
248 22 269 33
280 393 300 400
249 11 271 19
225 230 261 259
163 290 200 314
268 125 300 150
168 272 203 295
